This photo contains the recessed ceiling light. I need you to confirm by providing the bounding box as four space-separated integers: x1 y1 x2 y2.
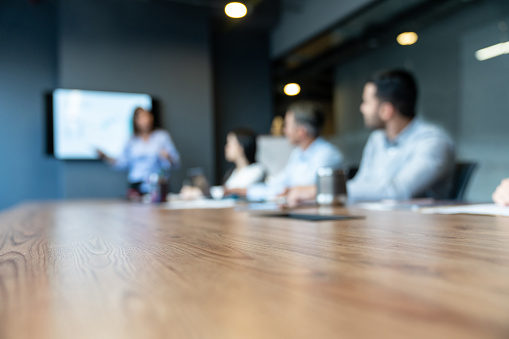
397 32 418 46
284 83 301 96
225 2 247 19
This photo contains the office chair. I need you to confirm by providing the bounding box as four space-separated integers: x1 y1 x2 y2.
449 162 478 201
346 166 359 180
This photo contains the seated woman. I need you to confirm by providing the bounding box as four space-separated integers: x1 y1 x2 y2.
181 128 265 199
98 107 180 199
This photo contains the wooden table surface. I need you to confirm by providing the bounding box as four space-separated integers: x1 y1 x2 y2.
1 200 509 339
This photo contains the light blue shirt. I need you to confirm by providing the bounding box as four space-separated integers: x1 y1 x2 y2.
114 129 180 191
347 118 455 202
247 137 344 201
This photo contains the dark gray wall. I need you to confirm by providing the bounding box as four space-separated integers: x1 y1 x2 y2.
58 0 215 197
271 0 375 57
0 0 61 210
213 29 273 183
332 0 509 201
459 10 509 201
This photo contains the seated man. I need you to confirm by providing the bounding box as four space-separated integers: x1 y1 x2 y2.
286 69 455 206
236 101 344 201
493 179 509 206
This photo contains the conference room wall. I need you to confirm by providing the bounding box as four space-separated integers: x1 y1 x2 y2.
459 16 509 202
332 0 509 202
0 0 62 211
212 29 273 184
57 0 215 198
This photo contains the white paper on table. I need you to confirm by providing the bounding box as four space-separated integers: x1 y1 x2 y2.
355 201 408 211
355 199 437 211
161 199 237 210
419 204 509 217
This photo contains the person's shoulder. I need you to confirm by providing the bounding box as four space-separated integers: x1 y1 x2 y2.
247 162 266 173
152 129 172 141
316 137 339 150
313 138 343 161
369 129 385 138
126 135 138 145
356 130 384 154
413 119 453 144
153 129 169 137
366 129 385 144
288 145 302 158
415 119 443 133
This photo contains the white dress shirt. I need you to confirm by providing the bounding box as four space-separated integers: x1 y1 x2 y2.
224 163 265 189
347 118 455 202
247 137 343 201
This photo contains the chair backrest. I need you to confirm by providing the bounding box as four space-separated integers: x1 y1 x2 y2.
449 162 478 201
347 166 359 180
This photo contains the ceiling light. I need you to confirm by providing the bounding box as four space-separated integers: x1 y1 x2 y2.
475 41 509 61
397 32 418 46
225 2 247 19
284 83 301 96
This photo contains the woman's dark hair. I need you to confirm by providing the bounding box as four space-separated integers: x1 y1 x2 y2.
230 127 258 165
369 69 418 119
222 127 260 185
132 107 159 135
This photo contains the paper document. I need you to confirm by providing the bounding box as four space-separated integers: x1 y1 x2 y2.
355 199 444 211
162 199 237 210
420 204 509 217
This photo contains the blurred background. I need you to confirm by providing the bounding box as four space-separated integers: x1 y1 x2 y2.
1 0 508 210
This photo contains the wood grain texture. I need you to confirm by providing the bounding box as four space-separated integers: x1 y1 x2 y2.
1 200 509 339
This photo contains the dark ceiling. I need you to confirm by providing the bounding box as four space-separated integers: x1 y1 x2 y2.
274 0 480 81
159 0 281 31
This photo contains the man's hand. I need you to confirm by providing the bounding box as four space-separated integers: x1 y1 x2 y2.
223 188 247 197
285 185 317 208
493 178 509 206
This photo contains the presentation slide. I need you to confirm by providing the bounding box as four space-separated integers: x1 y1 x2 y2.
53 89 152 160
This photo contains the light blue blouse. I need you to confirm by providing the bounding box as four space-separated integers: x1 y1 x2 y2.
113 129 180 191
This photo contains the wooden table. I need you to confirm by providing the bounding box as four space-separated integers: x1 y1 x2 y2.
1 200 509 339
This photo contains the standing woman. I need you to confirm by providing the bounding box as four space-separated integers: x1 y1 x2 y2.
98 107 180 197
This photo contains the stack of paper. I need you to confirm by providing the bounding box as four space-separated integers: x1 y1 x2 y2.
162 199 237 210
420 204 509 216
